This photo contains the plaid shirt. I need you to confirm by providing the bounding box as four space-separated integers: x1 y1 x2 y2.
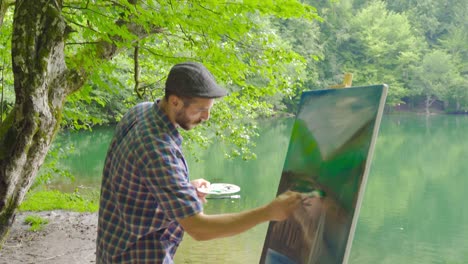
96 102 203 264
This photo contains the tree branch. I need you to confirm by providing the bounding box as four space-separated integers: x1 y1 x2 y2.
196 2 221 15
142 46 193 61
66 41 101 46
178 24 196 47
0 58 4 125
133 42 142 98
62 5 116 19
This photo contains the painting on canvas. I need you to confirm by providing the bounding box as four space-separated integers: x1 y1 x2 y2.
260 85 388 264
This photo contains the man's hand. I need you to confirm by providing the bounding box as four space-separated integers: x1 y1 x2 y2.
191 178 210 203
178 189 304 241
265 191 304 221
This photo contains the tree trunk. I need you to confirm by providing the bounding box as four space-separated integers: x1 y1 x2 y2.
0 0 70 245
425 94 431 115
0 0 142 246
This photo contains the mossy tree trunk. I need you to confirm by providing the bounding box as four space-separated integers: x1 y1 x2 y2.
0 0 120 245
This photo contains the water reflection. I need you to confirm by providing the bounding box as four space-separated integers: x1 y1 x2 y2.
350 114 468 264
42 126 114 192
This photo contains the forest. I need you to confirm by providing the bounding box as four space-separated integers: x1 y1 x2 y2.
0 0 466 244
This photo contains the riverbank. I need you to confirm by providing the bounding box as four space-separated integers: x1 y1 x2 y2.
0 210 97 264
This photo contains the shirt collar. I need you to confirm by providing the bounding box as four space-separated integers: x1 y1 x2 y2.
153 100 183 146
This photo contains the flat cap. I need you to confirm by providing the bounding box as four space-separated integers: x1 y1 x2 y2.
165 62 228 98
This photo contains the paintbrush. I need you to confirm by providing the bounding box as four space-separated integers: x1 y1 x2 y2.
303 189 326 199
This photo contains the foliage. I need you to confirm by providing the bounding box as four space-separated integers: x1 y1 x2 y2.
344 1 424 105
0 8 13 122
1 0 466 132
308 0 467 111
2 0 464 141
272 16 323 112
410 50 459 103
19 189 99 213
438 6 468 112
386 0 468 111
62 56 137 129
23 215 49 232
49 0 319 159
31 142 75 190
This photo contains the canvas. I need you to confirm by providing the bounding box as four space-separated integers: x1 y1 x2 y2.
260 85 388 264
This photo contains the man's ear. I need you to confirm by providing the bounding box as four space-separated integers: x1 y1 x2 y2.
168 95 182 109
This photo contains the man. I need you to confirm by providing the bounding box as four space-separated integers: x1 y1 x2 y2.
96 62 303 263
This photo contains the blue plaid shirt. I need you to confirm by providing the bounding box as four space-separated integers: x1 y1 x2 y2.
96 102 203 264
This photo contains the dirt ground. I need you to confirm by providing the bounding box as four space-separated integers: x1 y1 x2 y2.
0 211 97 264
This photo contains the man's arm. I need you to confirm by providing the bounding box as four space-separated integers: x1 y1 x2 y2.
177 191 303 241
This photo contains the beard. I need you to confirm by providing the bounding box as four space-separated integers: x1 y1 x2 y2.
175 110 201 130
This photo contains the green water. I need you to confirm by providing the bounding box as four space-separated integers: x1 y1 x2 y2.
45 114 468 263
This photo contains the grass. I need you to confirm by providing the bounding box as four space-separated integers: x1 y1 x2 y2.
17 189 98 232
24 215 49 232
19 189 99 213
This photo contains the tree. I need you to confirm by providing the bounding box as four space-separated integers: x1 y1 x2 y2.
0 0 319 245
343 1 423 106
438 1 468 112
385 0 467 112
309 0 356 88
410 50 459 114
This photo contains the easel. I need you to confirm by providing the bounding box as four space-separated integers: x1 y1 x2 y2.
328 73 353 89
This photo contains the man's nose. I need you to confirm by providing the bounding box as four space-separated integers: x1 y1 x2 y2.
201 111 210 121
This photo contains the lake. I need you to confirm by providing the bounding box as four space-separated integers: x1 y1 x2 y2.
42 113 468 264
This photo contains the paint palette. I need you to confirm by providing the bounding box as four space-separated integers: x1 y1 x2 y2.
197 183 241 195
